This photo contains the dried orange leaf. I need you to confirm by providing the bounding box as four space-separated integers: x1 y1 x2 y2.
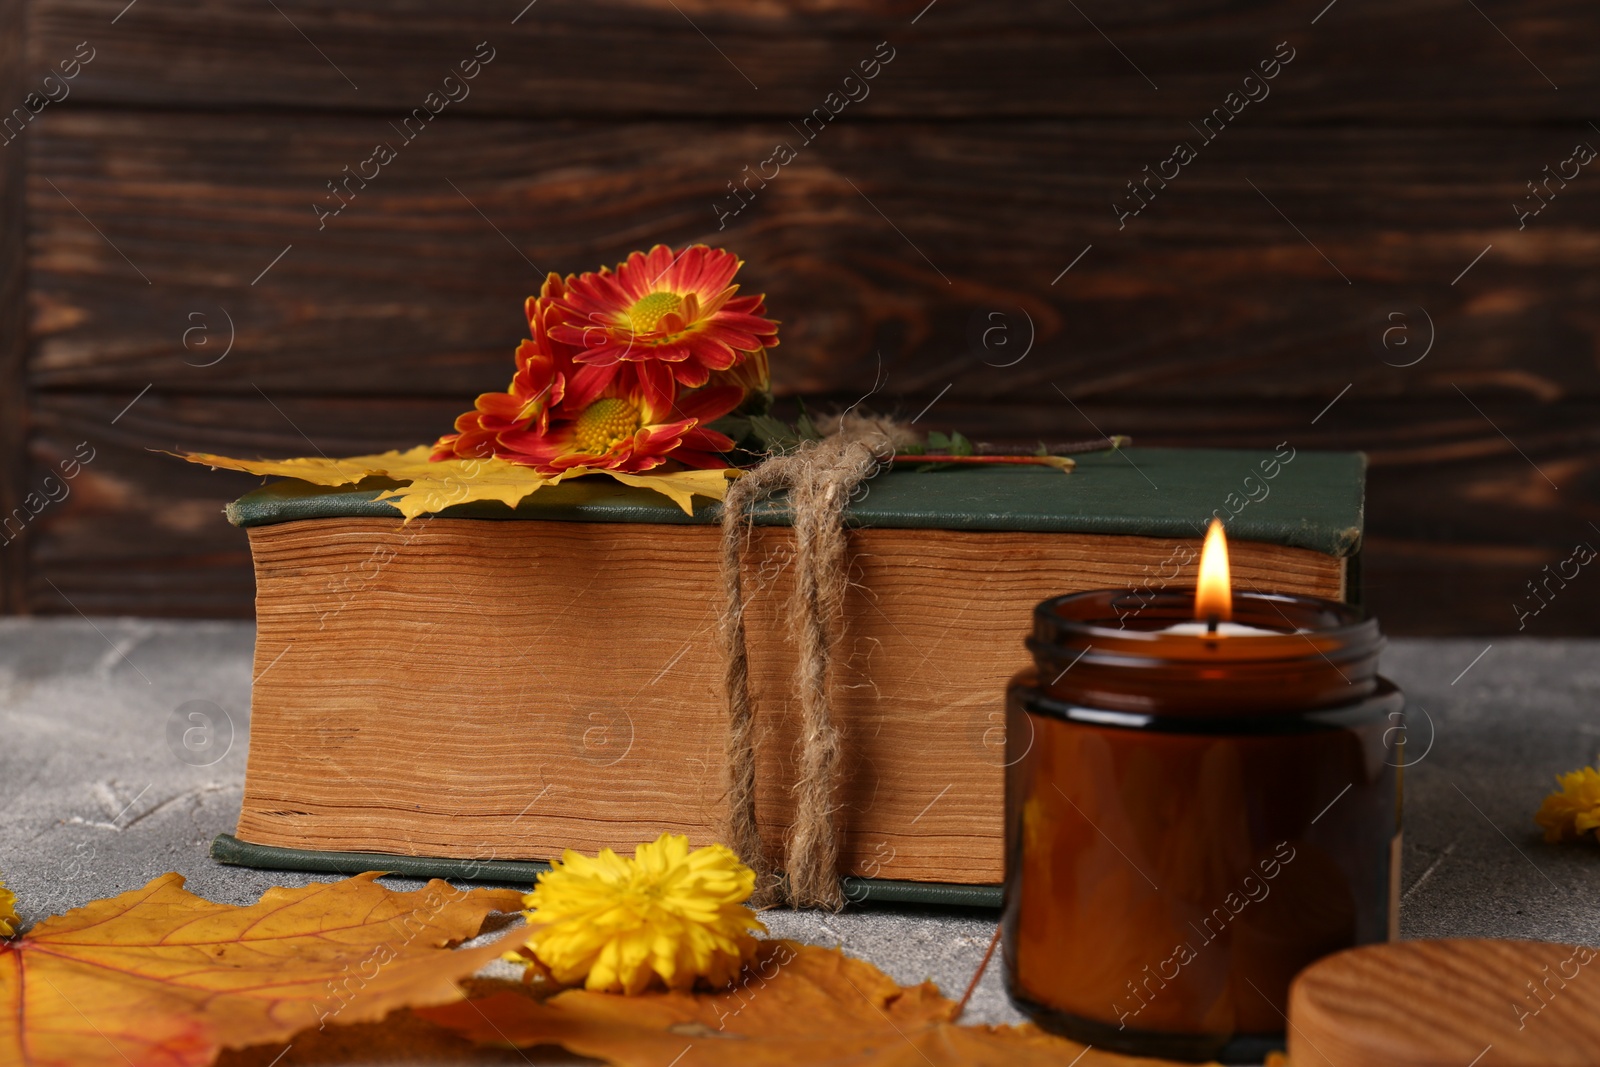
0 872 524 1067
419 941 1201 1067
172 446 735 517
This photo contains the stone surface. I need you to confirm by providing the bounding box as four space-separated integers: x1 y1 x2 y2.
1 619 1597 1065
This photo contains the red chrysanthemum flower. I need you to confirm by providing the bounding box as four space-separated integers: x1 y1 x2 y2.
549 244 779 388
494 361 741 475
432 273 579 461
433 271 742 475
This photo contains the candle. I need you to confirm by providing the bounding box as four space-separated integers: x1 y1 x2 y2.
1001 519 1403 1063
1161 520 1285 637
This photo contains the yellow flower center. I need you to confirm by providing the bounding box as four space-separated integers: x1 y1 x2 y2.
573 397 642 453
624 290 683 333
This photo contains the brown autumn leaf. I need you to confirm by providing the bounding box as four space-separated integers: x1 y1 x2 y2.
0 871 524 1067
419 940 1207 1067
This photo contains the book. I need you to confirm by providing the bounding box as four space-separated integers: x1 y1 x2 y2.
220 446 1364 891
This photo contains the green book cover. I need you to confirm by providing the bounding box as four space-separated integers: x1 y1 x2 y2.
225 446 1364 560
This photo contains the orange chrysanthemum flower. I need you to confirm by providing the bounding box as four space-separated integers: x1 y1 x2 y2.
493 354 740 475
549 244 779 388
434 274 579 460
705 344 771 400
432 272 742 475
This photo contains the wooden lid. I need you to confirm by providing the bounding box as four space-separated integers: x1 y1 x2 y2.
1288 939 1600 1066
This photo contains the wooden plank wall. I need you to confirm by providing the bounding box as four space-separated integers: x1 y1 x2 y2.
4 0 1598 634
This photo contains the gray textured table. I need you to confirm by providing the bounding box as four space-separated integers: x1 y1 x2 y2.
2 619 1597 1065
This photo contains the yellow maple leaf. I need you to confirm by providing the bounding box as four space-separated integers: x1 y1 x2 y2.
581 468 739 519
420 940 1207 1067
173 446 437 487
174 447 735 518
0 872 524 1067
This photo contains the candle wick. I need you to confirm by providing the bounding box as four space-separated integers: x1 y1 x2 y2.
1206 614 1220 635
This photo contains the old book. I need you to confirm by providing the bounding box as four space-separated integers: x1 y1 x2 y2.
219 446 1363 893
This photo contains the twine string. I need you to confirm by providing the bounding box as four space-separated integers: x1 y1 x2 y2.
717 416 904 908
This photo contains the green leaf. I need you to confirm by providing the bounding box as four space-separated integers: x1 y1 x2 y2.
748 414 801 453
794 400 823 443
707 415 752 444
737 389 774 417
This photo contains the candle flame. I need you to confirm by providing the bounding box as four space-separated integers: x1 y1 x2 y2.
1195 518 1233 623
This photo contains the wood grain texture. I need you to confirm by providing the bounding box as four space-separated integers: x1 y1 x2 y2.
12 3 1600 633
1289 939 1600 1066
27 0 1600 119
0 0 31 612
235 515 1343 880
26 392 453 617
26 113 1600 403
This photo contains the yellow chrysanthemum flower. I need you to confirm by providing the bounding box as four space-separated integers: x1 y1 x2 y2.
508 833 766 994
0 875 19 937
1535 766 1600 844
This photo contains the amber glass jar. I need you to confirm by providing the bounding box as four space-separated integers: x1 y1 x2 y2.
1002 589 1402 1063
